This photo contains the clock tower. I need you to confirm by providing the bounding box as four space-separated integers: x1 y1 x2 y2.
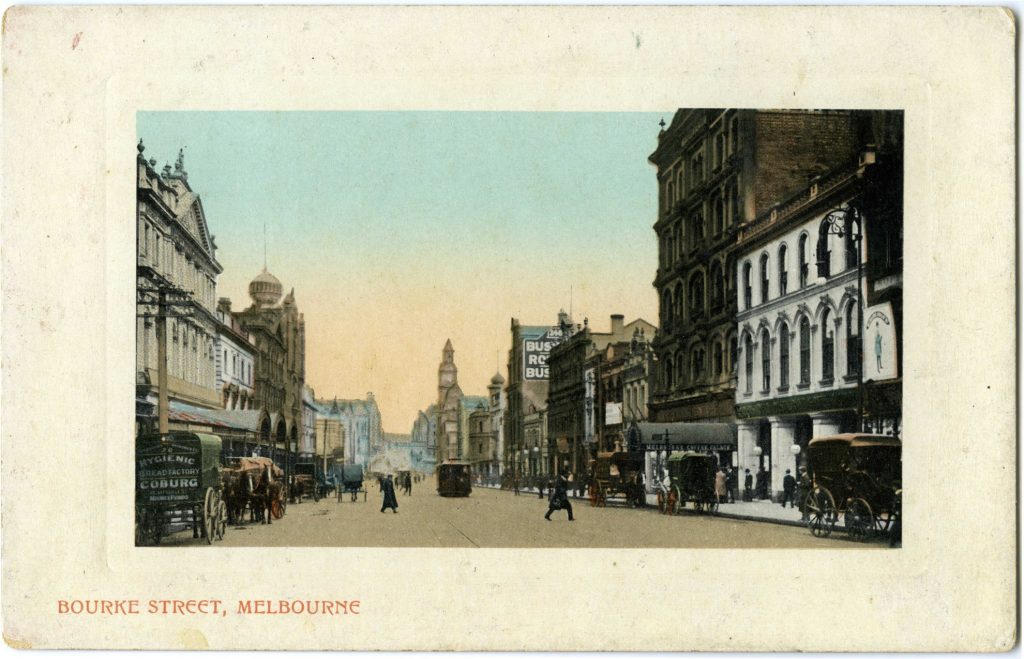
437 339 463 463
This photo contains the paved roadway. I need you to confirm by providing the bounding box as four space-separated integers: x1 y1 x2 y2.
162 486 877 548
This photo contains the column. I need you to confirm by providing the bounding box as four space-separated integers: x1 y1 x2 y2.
769 417 797 501
736 420 760 485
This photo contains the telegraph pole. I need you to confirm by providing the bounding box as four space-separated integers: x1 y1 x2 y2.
157 288 169 433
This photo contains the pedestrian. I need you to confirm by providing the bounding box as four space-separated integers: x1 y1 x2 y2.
781 469 796 508
755 466 767 500
796 466 811 521
545 469 575 521
405 473 413 496
513 474 520 496
743 468 753 501
538 476 546 499
714 466 727 504
380 474 398 514
726 467 737 503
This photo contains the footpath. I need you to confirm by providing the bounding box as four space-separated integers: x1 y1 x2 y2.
477 483 808 528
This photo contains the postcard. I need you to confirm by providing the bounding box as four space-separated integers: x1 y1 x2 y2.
1 5 1015 651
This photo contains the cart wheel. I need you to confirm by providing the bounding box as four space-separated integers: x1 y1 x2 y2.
271 498 284 519
215 500 227 541
806 487 837 538
845 498 873 541
656 489 667 514
201 488 216 544
668 487 680 515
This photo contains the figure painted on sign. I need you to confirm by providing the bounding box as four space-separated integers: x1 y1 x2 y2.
874 324 883 372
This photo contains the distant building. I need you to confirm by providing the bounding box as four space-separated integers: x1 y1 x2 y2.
313 394 382 467
547 314 656 476
487 372 506 479
504 313 566 479
301 385 317 460
436 339 464 463
410 405 438 472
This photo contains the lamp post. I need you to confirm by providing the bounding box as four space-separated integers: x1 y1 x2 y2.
821 202 864 431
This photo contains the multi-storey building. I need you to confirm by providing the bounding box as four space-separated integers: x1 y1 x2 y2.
301 385 317 460
136 143 222 420
436 339 464 464
503 314 566 479
314 394 382 467
734 112 903 498
215 298 256 411
648 109 867 426
487 372 506 480
410 405 438 472
233 269 306 458
547 314 656 477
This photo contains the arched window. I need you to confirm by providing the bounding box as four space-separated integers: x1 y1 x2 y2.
742 262 752 309
760 329 771 392
689 273 705 318
744 334 753 394
714 197 724 236
676 354 686 387
821 308 834 382
846 303 861 377
713 341 724 376
816 220 832 279
691 346 705 382
665 357 674 389
666 231 675 266
778 244 789 296
674 284 684 326
710 262 723 310
779 322 790 388
799 317 811 385
661 290 672 328
760 253 770 303
729 335 738 375
798 234 809 288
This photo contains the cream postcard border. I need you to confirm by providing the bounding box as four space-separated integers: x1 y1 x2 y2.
1 6 1015 651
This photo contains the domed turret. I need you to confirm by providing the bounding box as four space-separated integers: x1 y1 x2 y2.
490 372 505 386
249 267 283 307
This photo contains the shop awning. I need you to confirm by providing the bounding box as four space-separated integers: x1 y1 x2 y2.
168 401 264 434
629 422 737 452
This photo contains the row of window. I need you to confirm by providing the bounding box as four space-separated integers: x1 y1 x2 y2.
741 221 859 310
220 348 253 386
741 305 861 395
661 260 735 330
662 335 738 390
662 113 740 212
139 218 216 310
659 183 741 268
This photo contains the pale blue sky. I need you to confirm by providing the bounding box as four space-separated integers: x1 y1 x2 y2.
139 111 666 431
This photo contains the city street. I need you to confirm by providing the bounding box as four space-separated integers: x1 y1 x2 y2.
161 486 879 549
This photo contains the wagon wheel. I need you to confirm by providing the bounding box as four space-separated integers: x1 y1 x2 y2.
215 500 228 541
805 487 837 538
668 487 680 515
844 498 874 541
271 494 285 519
656 489 667 514
202 488 216 544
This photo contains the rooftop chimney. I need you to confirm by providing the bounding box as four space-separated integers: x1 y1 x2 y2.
611 314 625 335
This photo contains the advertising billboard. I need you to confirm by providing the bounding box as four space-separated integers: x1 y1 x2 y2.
521 325 565 381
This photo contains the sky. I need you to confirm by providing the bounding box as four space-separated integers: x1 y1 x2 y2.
138 111 665 433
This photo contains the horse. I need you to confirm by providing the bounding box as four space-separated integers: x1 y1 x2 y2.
254 466 284 525
221 469 256 525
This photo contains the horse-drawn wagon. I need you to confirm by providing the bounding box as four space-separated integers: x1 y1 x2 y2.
803 433 901 541
658 451 719 515
135 432 227 546
587 451 646 508
291 462 333 502
335 464 368 502
221 456 286 524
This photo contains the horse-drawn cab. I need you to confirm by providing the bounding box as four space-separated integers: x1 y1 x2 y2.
335 463 368 502
803 433 902 540
587 451 646 508
135 432 227 546
661 451 719 515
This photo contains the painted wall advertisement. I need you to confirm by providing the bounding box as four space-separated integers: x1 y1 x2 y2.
605 402 622 426
864 302 898 381
521 325 565 381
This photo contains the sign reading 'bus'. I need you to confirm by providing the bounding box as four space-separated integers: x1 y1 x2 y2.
521 326 565 381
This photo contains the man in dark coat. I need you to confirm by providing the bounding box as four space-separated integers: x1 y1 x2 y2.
781 469 797 508
796 466 811 520
725 468 737 503
755 466 767 500
380 474 398 513
743 469 753 501
545 469 575 521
